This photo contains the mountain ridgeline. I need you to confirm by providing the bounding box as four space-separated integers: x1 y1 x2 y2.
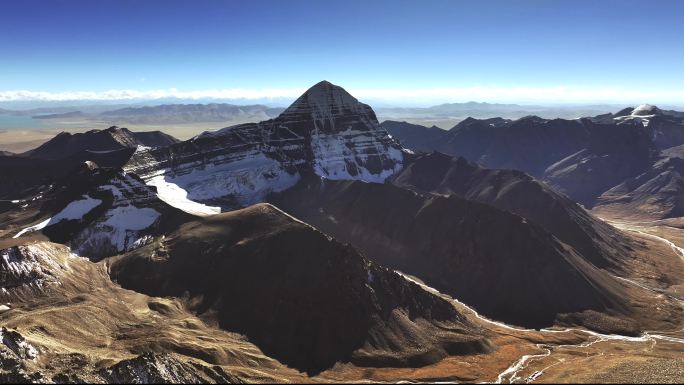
23 126 179 159
383 104 684 220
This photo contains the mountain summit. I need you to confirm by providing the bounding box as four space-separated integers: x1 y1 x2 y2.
269 80 403 180
279 80 378 128
631 104 662 116
21 126 178 159
125 81 404 213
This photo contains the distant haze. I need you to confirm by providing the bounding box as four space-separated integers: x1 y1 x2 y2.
3 87 684 108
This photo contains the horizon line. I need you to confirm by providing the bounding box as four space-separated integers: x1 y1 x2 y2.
2 85 684 106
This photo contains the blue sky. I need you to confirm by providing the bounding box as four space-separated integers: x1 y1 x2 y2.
2 0 684 104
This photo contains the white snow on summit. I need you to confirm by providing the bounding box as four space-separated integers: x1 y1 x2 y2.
632 104 658 116
614 104 660 127
311 128 403 182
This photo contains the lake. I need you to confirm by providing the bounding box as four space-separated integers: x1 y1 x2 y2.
0 113 68 131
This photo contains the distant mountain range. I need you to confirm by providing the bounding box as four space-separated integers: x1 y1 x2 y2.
4 100 677 129
376 102 630 122
383 104 684 220
17 103 284 125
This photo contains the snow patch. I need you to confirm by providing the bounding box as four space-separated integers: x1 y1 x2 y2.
613 104 660 127
0 243 70 297
0 327 39 360
632 104 657 116
50 196 103 222
147 175 221 216
13 195 102 238
72 205 161 256
148 152 300 208
311 128 403 183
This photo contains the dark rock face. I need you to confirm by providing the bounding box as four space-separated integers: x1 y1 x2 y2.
383 116 660 207
271 179 634 329
0 330 242 384
100 353 243 384
543 120 658 206
22 126 178 160
1 327 38 360
643 114 684 150
124 81 404 210
0 327 42 384
0 244 66 299
595 156 684 220
389 152 633 268
5 164 193 260
0 148 135 200
110 204 489 374
381 120 448 153
128 130 180 147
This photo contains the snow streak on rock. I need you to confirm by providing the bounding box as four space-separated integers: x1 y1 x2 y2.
13 195 102 238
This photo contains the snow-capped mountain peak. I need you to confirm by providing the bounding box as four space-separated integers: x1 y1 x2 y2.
612 104 663 127
632 104 661 116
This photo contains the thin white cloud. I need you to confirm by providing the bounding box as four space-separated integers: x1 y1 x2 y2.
0 88 306 102
1 86 683 104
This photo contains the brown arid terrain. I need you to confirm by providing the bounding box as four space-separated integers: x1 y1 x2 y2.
2 211 683 383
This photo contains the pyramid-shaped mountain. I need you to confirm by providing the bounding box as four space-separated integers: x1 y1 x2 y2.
124 81 404 212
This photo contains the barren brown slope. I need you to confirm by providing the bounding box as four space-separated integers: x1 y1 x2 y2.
109 203 490 375
594 156 684 221
271 178 641 331
0 241 303 383
390 152 635 269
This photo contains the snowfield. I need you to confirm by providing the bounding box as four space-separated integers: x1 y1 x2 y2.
145 152 301 210
148 175 221 216
72 205 161 256
13 195 103 238
311 128 403 182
